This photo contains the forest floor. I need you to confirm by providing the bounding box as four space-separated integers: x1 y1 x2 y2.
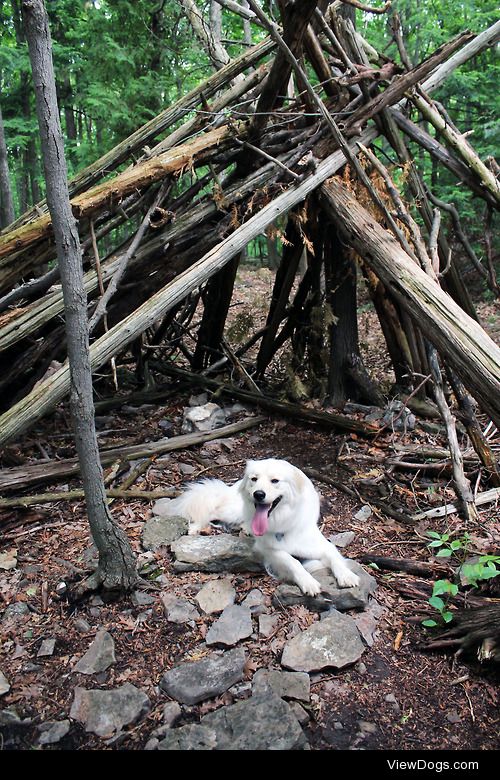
0 268 499 752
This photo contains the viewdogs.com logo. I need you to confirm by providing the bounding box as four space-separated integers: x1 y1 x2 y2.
387 760 479 773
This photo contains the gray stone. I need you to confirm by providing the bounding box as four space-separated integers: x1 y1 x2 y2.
252 669 310 702
157 723 218 750
2 602 30 624
195 578 236 614
159 647 246 705
37 638 56 657
74 630 116 675
289 701 310 725
352 611 379 647
281 610 365 672
329 531 356 548
162 701 182 728
73 618 92 634
181 403 226 434
258 613 279 637
205 605 253 647
157 692 307 750
358 720 378 734
0 670 10 696
131 591 155 607
161 593 199 624
179 462 197 475
382 400 415 431
70 683 151 737
171 534 261 573
200 692 307 750
242 588 267 614
189 393 208 407
38 720 70 745
142 514 189 550
273 561 376 612
0 548 17 570
354 505 372 522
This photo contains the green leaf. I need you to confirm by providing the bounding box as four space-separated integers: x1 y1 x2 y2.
426 531 442 539
449 540 462 550
429 596 445 610
422 619 438 627
436 548 453 557
428 540 444 548
432 580 453 596
443 612 454 623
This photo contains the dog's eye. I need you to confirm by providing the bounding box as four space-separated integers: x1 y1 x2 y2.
271 479 279 484
250 477 257 482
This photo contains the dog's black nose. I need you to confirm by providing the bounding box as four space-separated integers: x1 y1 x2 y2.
253 490 266 503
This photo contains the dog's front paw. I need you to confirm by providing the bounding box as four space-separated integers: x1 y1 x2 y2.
335 568 360 589
298 574 322 597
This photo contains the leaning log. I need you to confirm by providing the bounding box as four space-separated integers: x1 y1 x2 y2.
0 128 379 446
320 178 500 429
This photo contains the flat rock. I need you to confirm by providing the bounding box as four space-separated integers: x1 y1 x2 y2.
242 588 267 614
0 670 10 696
171 534 261 573
329 531 355 548
142 514 189 550
37 638 56 657
73 630 116 675
258 613 279 637
272 561 376 612
0 548 18 570
159 647 246 705
252 669 310 702
161 593 199 624
70 683 151 738
162 701 182 728
195 578 236 614
157 692 307 750
181 402 226 434
38 720 70 745
2 602 30 625
205 605 253 647
281 610 365 672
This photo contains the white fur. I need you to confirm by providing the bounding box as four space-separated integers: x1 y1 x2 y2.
162 458 359 595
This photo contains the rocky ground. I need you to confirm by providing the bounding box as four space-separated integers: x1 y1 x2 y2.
0 269 499 753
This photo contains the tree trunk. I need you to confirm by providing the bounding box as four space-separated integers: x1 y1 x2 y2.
21 0 137 595
0 105 15 227
320 178 500 429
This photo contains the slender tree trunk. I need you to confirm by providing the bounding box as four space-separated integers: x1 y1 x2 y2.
21 0 137 594
0 105 15 227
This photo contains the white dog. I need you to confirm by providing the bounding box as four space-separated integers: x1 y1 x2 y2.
163 458 359 596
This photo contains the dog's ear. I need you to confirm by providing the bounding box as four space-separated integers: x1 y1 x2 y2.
291 465 306 493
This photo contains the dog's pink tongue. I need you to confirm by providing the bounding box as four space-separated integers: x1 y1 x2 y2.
251 505 270 536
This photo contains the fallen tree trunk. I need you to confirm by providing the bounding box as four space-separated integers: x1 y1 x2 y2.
0 416 265 492
320 178 500 428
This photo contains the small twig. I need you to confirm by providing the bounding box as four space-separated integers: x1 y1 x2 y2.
428 208 441 277
338 0 392 14
234 138 300 180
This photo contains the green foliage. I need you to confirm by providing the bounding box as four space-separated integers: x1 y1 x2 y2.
460 555 500 587
426 530 471 559
423 530 499 629
422 579 458 627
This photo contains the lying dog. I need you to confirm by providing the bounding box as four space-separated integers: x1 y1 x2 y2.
163 457 359 596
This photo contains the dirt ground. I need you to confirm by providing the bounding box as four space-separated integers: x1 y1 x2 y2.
0 269 499 753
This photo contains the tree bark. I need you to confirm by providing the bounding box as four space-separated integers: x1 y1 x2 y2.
320 177 500 429
0 105 15 228
21 0 138 594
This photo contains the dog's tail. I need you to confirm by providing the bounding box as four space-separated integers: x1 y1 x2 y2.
161 479 245 535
